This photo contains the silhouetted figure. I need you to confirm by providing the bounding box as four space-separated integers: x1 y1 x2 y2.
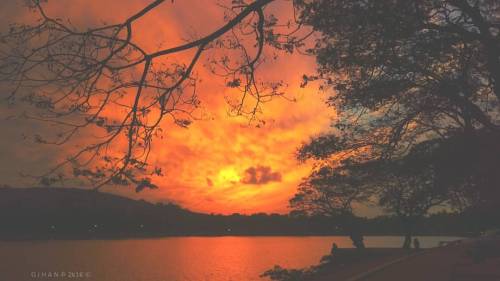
330 242 338 255
413 238 420 250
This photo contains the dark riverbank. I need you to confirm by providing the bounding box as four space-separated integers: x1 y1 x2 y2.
300 237 500 281
0 188 494 240
263 248 415 281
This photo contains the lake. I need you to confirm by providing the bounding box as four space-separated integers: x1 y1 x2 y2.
0 236 463 281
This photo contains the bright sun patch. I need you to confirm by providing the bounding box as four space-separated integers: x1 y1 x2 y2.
216 167 241 186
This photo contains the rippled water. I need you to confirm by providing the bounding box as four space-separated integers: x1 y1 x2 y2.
0 236 462 281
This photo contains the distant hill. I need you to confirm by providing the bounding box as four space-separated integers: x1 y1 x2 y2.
0 188 493 239
0 187 199 239
0 187 186 216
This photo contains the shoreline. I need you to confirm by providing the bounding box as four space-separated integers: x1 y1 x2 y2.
295 237 500 281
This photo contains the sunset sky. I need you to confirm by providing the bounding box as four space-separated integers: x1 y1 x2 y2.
0 0 335 214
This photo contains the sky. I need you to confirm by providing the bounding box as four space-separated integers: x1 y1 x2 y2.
0 0 335 214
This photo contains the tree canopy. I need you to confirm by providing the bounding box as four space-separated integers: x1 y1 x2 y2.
296 0 500 210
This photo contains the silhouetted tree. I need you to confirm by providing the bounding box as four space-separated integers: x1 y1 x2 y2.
291 155 450 248
377 163 448 248
290 165 374 249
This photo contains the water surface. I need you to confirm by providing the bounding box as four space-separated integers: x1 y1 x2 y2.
0 236 463 281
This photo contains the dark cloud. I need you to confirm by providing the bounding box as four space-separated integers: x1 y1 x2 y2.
241 165 282 185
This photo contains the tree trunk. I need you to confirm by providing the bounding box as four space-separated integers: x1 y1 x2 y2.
402 232 412 249
349 231 366 249
402 218 414 249
344 214 365 249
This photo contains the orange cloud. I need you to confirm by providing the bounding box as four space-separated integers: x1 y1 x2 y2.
241 166 282 185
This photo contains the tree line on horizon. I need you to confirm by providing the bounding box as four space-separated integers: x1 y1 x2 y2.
0 187 497 239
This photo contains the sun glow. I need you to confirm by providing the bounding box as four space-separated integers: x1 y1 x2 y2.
216 167 241 186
